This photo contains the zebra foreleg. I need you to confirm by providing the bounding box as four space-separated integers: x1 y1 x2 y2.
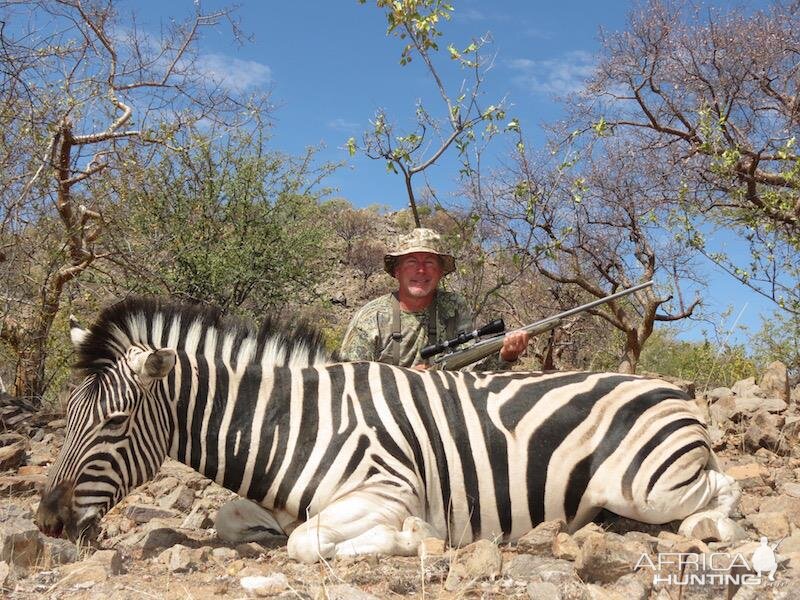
286 490 432 563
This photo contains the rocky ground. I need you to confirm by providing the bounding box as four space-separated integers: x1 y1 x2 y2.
2 364 800 599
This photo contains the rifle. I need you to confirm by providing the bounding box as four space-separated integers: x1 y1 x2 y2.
426 280 654 371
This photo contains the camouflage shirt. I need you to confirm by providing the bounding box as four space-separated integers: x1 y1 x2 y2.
339 290 511 371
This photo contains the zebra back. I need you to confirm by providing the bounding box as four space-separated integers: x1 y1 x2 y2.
72 297 334 375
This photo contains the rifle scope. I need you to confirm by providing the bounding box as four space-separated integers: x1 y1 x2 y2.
419 318 505 360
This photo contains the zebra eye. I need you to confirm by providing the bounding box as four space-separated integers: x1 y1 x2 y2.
105 414 129 428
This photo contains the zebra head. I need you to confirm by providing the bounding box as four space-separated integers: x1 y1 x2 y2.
37 317 178 541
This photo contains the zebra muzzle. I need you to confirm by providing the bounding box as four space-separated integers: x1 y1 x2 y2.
36 479 77 539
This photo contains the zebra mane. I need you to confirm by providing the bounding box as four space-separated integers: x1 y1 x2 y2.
73 296 335 375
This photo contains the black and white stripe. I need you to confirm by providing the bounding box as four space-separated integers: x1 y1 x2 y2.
40 297 739 559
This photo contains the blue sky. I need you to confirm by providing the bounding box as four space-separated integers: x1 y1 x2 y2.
124 0 776 344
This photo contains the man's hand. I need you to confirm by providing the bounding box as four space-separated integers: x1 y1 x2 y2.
500 330 530 362
412 363 430 371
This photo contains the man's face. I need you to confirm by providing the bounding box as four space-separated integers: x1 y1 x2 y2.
395 252 444 299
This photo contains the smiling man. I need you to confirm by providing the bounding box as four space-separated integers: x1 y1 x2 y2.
339 228 529 370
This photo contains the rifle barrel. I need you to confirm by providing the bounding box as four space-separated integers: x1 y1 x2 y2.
432 280 653 371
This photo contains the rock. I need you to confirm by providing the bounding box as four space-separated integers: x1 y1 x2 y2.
781 481 800 498
235 542 265 558
731 377 764 398
148 475 181 497
608 572 650 600
707 387 733 402
655 532 709 554
158 484 196 512
553 532 581 561
17 465 46 476
0 474 46 494
577 532 649 584
418 536 446 559
726 463 769 488
776 533 800 554
57 563 109 588
323 584 382 600
0 505 33 521
709 396 737 423
0 440 27 470
90 549 125 575
0 518 42 572
445 539 502 591
139 527 190 558
737 396 787 414
572 522 606 546
164 544 209 573
124 504 180 524
743 410 784 453
240 573 290 597
212 547 239 562
757 495 800 528
182 505 214 529
516 519 565 555
760 361 790 402
586 584 626 600
40 536 79 568
747 511 790 538
526 581 562 599
505 555 578 584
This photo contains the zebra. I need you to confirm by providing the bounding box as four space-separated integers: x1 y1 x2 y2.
37 297 741 562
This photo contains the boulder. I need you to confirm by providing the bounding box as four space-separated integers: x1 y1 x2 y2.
759 361 790 402
577 532 649 584
445 539 502 591
743 410 784 453
553 532 582 561
240 573 290 597
505 555 578 584
0 518 42 573
0 439 27 471
516 519 565 555
726 463 769 488
40 536 79 568
747 511 790 538
418 537 446 559
525 581 562 600
158 484 196 512
731 377 764 398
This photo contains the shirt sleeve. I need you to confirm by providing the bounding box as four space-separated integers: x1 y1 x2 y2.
451 295 516 372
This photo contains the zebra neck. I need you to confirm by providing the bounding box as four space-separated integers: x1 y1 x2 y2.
168 362 319 513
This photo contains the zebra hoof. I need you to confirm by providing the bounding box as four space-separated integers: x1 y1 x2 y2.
678 511 747 543
215 498 285 543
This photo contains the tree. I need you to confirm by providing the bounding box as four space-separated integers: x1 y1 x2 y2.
474 136 702 373
573 0 800 314
351 0 515 226
0 1 263 400
94 127 337 319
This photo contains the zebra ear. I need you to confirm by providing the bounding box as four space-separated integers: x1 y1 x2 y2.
129 349 177 380
69 315 90 348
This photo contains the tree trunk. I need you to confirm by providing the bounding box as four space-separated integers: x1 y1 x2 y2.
13 296 60 401
617 330 641 374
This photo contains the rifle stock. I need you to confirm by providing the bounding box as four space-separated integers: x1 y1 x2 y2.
429 280 653 371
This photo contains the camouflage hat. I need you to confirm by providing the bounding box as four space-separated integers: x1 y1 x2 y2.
384 228 456 277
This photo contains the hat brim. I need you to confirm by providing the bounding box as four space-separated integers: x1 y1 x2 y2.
384 250 455 277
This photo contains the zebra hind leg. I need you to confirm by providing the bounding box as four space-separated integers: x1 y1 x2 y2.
599 448 742 542
286 490 434 563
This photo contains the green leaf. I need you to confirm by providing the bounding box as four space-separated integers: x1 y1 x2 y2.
346 137 357 157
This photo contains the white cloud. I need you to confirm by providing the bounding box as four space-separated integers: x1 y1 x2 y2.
327 118 361 131
508 50 596 97
194 53 272 93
